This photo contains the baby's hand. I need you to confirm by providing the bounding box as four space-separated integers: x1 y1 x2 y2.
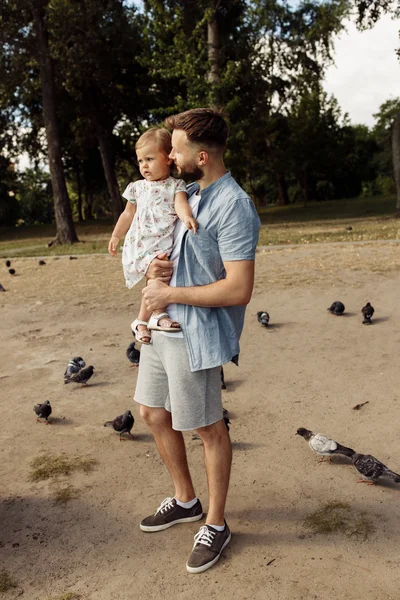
184 217 198 234
108 235 120 256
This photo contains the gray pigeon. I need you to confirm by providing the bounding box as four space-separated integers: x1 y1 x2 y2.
38 260 46 266
5 260 11 267
33 400 52 423
361 302 374 325
126 341 140 366
257 311 270 327
104 410 134 440
64 357 86 379
327 301 345 315
64 365 94 386
296 427 355 462
351 453 400 485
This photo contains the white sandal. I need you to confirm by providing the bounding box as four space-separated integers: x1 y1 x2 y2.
147 312 181 332
131 319 152 344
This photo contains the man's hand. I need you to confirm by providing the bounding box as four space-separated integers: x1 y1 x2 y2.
146 252 174 282
142 279 172 311
108 235 120 256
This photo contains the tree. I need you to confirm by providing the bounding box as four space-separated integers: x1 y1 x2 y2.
0 0 78 243
49 0 149 223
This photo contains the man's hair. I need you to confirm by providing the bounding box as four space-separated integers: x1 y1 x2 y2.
135 127 172 155
164 108 228 151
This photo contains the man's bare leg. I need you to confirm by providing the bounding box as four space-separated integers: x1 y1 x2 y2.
140 405 196 502
196 418 232 525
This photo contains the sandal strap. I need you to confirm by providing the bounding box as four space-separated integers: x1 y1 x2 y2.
132 319 149 331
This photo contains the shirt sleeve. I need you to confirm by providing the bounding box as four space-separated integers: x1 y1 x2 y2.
217 197 261 262
122 182 137 204
174 179 187 195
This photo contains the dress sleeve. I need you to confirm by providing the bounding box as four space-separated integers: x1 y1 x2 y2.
174 179 187 195
122 182 137 204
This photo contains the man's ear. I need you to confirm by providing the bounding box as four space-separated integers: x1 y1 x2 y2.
198 150 209 165
167 157 173 166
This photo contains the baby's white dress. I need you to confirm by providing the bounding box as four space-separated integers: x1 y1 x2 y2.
122 176 186 288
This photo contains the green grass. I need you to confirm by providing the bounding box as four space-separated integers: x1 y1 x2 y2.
304 501 375 540
30 454 98 482
0 196 399 257
0 571 17 593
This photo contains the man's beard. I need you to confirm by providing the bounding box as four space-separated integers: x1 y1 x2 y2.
175 161 204 182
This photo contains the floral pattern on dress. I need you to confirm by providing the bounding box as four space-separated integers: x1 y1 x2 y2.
121 176 187 288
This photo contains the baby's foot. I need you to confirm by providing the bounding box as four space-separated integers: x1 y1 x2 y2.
137 324 151 343
156 316 180 329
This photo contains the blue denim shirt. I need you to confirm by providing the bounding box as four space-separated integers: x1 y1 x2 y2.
176 171 261 371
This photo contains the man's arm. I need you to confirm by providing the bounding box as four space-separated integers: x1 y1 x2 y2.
142 259 255 311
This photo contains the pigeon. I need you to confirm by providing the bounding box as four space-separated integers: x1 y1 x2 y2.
8 268 16 275
69 256 78 260
38 260 46 266
33 400 52 423
126 341 140 366
257 311 270 327
224 416 231 432
104 410 134 440
351 453 400 485
64 357 86 379
296 428 355 462
327 301 345 316
0 283 6 292
5 260 11 267
220 366 226 390
361 302 374 325
64 365 94 385
346 226 353 231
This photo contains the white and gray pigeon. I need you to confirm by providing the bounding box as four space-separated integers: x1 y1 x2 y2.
33 400 52 423
257 311 270 327
296 427 355 462
64 365 94 386
351 453 400 485
327 301 345 316
104 410 134 440
64 357 86 380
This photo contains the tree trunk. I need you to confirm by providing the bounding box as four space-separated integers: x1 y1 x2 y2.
84 191 93 220
392 113 400 216
301 169 309 207
95 119 123 223
276 172 289 206
31 1 78 244
75 160 83 222
207 3 220 85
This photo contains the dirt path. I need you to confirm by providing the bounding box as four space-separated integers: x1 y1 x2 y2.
1 242 399 599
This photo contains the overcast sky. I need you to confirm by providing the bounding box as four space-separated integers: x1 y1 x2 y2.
323 14 400 126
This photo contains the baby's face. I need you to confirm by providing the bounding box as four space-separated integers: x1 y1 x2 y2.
136 142 172 182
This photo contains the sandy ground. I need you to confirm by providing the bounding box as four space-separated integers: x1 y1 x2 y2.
1 242 400 600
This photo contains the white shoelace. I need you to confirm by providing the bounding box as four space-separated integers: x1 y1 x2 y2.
193 526 216 549
155 497 175 515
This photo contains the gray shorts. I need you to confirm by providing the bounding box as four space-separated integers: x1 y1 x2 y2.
134 332 222 431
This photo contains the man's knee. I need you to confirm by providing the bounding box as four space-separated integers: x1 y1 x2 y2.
140 405 171 429
195 419 227 444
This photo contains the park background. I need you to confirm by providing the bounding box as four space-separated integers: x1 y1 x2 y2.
1 2 400 600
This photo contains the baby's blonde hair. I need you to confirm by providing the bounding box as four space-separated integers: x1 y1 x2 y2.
135 127 172 155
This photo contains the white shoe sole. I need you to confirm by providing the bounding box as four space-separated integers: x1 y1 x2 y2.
140 513 203 532
186 532 232 574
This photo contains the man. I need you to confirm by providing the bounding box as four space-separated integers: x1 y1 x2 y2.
135 108 260 574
